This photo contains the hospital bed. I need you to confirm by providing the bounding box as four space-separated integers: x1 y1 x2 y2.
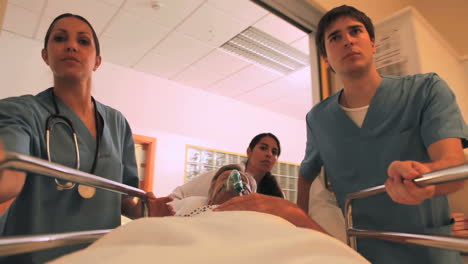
1 152 468 261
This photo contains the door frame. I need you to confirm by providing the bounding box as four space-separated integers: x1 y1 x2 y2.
133 134 157 192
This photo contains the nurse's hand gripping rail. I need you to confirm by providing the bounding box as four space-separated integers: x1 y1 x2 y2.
345 162 468 252
0 152 151 256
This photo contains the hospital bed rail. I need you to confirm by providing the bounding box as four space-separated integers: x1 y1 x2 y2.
0 230 111 257
2 153 468 257
0 152 147 199
345 162 468 252
0 152 151 257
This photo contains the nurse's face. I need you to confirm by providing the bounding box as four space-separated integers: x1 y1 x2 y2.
41 17 101 81
247 136 279 174
208 170 255 205
323 16 376 76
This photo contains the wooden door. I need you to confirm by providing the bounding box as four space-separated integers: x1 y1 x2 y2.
133 134 156 192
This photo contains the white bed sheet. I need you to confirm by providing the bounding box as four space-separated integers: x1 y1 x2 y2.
49 211 369 264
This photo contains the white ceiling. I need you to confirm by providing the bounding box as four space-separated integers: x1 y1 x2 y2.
2 0 312 120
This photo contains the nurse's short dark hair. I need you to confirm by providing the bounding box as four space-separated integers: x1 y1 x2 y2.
315 5 375 57
44 13 101 56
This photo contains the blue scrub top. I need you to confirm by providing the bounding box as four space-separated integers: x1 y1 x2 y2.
300 73 468 264
0 88 138 263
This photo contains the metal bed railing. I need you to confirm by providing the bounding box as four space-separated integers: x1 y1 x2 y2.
0 152 152 257
0 230 111 257
345 163 468 252
1 152 468 257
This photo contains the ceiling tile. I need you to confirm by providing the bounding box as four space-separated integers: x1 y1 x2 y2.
99 35 145 67
133 52 189 79
290 35 310 55
235 78 293 105
260 68 313 119
8 0 46 13
208 64 281 97
122 0 205 29
98 0 125 7
289 90 313 108
102 10 169 41
3 3 41 38
101 10 170 66
34 0 119 40
176 3 251 47
285 66 312 92
172 65 225 89
185 49 250 77
253 13 307 44
206 0 268 25
151 32 214 64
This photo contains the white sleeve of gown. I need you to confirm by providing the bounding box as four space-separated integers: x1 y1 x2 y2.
169 170 216 200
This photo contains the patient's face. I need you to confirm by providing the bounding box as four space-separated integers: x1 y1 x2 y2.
208 170 254 205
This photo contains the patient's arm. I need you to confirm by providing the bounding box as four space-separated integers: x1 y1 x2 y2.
122 193 174 219
214 193 328 233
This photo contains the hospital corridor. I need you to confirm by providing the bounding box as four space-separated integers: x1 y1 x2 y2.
0 0 468 263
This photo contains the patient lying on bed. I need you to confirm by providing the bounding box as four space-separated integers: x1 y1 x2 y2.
171 164 325 232
169 164 256 217
48 165 370 263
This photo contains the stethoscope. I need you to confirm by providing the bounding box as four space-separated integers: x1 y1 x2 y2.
46 89 101 198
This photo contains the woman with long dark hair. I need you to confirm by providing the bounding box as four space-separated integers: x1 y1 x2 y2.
171 132 284 199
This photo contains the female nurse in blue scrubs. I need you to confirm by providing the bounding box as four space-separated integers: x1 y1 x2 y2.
0 13 173 264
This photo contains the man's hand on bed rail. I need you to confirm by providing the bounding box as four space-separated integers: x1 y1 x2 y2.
385 138 465 205
385 161 435 205
214 193 328 233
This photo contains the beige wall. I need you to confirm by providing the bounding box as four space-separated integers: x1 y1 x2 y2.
412 11 468 120
0 0 6 30
406 0 468 57
307 0 410 24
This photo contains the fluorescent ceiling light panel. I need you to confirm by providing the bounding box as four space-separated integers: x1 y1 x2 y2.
221 27 309 75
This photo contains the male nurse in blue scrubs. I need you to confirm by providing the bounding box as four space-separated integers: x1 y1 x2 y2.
297 5 468 264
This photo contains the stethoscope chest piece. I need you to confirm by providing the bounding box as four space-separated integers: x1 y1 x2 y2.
47 89 101 199
55 180 75 191
78 184 96 199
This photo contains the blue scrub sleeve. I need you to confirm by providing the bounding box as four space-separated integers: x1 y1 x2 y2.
0 98 32 155
121 119 139 188
420 74 468 148
300 111 323 182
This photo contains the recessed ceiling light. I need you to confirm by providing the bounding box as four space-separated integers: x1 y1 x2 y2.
220 27 309 75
